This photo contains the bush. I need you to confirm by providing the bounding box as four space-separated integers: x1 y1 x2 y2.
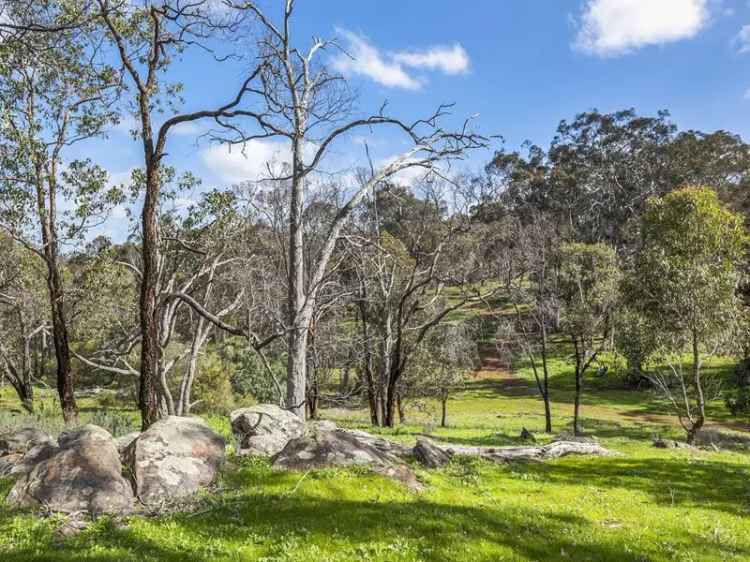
228 349 284 405
192 352 237 415
88 409 139 437
726 359 750 418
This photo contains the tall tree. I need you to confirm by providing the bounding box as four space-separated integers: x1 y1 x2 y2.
629 187 747 443
91 0 265 428
0 1 120 423
212 0 485 418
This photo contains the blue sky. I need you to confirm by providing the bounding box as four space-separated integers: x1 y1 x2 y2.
78 0 750 240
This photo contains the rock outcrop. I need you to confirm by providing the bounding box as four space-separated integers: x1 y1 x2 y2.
413 437 453 468
272 429 423 491
6 425 134 515
231 404 305 457
124 416 225 505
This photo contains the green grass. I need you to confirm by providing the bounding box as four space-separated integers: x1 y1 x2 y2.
1 356 750 560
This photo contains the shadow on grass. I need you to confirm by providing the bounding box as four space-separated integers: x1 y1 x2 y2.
0 495 667 562
524 454 750 518
3 458 750 562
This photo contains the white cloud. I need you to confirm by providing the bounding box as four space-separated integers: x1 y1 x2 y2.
743 87 750 100
736 25 750 54
201 140 295 183
574 0 710 57
393 44 470 75
332 29 470 90
333 30 422 90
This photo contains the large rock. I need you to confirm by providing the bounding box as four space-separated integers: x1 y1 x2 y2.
124 416 225 505
272 429 423 491
0 427 57 478
231 404 305 457
0 427 54 456
6 425 133 515
413 437 453 468
0 443 58 477
115 432 141 456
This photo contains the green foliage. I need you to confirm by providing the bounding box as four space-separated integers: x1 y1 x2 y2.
558 242 621 334
223 340 283 405
725 359 750 419
191 352 236 415
88 409 139 437
632 186 747 346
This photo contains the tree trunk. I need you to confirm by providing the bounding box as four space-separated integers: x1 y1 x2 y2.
541 326 552 433
49 281 77 424
426 439 612 463
286 138 308 419
138 164 161 430
286 318 309 418
688 329 705 445
36 172 78 424
441 397 447 427
573 366 582 436
397 392 406 425
384 367 400 428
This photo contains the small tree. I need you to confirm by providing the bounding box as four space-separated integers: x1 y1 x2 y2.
558 243 620 436
497 212 561 433
420 324 478 427
630 187 746 443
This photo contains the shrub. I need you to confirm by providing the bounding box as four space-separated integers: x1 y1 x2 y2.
192 352 237 415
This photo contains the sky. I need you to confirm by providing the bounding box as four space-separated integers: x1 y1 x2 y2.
74 0 750 241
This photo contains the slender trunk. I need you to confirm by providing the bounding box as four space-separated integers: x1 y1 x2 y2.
357 299 380 426
139 163 161 429
384 365 400 427
690 328 705 443
540 323 552 433
286 136 307 418
396 392 406 425
573 366 582 436
441 397 447 427
49 280 77 424
3 366 34 414
35 171 77 424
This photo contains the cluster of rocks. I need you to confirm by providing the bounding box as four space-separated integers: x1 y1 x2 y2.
0 403 616 518
229 404 612 490
653 428 750 451
0 416 225 516
231 404 425 489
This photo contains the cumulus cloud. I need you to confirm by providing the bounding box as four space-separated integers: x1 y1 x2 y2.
200 141 292 183
332 29 470 90
333 30 422 90
574 0 710 57
393 44 470 75
736 25 750 54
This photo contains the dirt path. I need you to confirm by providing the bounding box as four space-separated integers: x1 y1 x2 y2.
474 342 537 395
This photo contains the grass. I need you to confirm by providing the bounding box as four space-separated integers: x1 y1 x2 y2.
1 352 750 560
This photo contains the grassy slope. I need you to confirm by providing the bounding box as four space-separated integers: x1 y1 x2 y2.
1 335 750 559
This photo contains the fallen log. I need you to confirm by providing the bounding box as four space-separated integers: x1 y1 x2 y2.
422 439 613 463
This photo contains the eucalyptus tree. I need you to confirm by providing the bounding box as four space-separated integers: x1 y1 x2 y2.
558 242 620 436
0 1 121 423
74 186 246 417
89 0 269 428
348 180 491 427
497 212 562 433
213 0 485 418
629 187 747 443
419 324 478 427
